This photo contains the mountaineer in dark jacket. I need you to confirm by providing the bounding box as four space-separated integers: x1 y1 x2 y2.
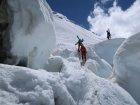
106 29 111 40
75 38 84 52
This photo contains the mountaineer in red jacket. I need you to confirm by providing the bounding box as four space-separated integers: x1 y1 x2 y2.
80 44 87 61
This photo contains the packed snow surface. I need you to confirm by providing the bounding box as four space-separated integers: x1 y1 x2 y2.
0 62 137 105
114 32 140 104
6 0 56 69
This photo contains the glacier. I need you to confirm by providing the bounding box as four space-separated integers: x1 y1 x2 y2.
0 0 139 105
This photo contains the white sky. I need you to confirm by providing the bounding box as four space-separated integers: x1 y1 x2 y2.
88 0 140 38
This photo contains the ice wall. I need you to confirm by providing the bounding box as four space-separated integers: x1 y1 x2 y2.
93 38 125 66
113 32 140 104
5 0 55 69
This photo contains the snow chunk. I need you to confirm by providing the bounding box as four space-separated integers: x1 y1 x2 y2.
44 56 63 72
114 32 140 104
6 0 56 69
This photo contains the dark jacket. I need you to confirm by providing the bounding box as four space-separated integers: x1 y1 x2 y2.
107 30 110 36
75 39 83 46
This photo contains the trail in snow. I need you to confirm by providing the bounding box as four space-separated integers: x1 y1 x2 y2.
70 51 103 104
83 67 100 105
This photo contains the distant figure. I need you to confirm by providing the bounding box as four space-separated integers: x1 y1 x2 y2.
75 38 84 52
106 29 111 40
80 44 87 61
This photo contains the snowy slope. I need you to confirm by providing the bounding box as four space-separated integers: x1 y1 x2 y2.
53 12 103 49
53 12 125 65
51 12 126 78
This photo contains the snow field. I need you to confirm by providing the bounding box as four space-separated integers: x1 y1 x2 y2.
53 12 103 50
0 0 138 104
0 58 137 105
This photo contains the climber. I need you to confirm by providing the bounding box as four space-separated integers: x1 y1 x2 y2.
106 29 111 40
80 44 87 61
75 36 84 52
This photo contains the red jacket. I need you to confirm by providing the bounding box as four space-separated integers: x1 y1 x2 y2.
80 46 87 53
